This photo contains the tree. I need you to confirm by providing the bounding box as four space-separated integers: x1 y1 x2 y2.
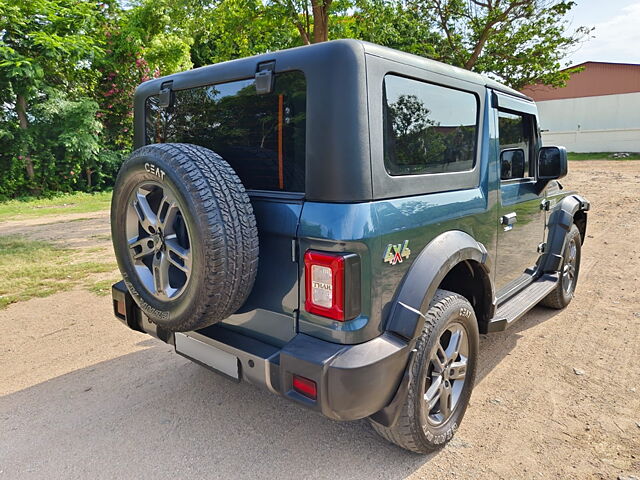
269 0 355 44
355 0 590 89
189 0 299 66
122 0 194 73
353 0 439 58
429 0 591 88
0 0 104 186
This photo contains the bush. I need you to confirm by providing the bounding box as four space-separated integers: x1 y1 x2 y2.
0 91 126 199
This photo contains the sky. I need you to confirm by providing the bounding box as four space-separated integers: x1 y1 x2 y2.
563 0 640 66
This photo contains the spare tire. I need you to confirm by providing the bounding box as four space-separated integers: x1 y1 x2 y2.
111 143 259 332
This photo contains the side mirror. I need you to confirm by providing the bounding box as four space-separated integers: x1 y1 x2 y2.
538 146 568 180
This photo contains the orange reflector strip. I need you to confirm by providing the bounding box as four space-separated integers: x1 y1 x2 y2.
115 300 126 317
277 94 284 190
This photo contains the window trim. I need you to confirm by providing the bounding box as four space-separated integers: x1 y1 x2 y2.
497 108 537 183
382 73 481 178
366 54 486 200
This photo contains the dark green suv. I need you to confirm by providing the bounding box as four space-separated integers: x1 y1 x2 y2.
110 40 589 453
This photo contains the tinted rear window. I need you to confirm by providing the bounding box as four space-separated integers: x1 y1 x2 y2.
145 71 306 192
383 75 478 176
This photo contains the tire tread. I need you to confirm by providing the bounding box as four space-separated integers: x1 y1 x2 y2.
113 143 258 332
370 290 477 454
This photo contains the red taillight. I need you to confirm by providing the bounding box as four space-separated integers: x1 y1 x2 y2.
304 250 345 321
292 375 317 399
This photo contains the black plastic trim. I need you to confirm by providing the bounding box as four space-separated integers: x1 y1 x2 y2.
542 194 589 273
111 281 145 333
279 332 410 420
343 253 362 320
112 280 412 422
385 230 492 341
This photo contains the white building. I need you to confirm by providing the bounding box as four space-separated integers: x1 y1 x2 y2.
521 62 640 153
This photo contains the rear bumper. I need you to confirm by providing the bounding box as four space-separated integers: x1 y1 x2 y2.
112 281 411 421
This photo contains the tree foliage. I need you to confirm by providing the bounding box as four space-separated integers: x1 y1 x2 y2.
0 0 105 195
0 0 590 199
353 0 590 88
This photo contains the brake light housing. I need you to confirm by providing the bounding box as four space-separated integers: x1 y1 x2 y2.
304 250 361 321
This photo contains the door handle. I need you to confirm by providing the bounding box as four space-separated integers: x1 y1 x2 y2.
501 212 517 227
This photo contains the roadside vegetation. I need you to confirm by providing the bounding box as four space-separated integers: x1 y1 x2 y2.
0 191 120 308
1 0 590 200
0 235 118 309
568 152 640 161
87 279 120 296
0 191 112 222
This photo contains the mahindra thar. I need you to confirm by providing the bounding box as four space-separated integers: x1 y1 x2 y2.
110 40 589 453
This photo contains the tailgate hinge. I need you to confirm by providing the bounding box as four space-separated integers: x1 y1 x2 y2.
255 61 276 95
158 80 174 109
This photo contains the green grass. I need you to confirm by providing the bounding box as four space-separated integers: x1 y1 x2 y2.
0 236 117 309
87 278 120 296
0 191 112 222
568 152 640 161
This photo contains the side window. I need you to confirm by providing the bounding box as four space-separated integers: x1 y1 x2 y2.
383 75 478 176
498 111 535 180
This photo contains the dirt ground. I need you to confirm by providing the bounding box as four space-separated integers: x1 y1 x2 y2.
0 161 638 480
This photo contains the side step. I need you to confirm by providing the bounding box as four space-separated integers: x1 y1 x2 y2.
486 273 559 333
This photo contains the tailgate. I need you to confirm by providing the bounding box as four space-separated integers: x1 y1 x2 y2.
218 197 302 347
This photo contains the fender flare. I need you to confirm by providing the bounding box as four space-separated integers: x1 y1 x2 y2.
371 230 492 427
543 194 590 273
385 230 492 341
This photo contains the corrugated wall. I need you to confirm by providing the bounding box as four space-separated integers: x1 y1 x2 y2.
537 92 640 131
522 63 640 152
522 62 640 101
538 93 640 152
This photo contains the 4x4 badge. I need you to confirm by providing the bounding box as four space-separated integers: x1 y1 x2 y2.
384 240 411 265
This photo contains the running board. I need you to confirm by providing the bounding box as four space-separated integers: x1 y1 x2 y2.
486 274 559 333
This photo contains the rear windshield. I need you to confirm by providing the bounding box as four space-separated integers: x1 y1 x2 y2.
145 71 306 192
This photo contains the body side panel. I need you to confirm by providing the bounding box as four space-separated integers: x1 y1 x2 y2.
218 198 301 347
297 89 500 344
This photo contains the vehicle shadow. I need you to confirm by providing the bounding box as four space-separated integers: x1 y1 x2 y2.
0 306 560 480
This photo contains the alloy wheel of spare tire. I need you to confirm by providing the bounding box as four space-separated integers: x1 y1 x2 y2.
111 143 259 332
125 180 193 301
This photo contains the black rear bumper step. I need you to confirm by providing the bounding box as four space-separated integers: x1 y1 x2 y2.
486 274 559 333
111 280 411 422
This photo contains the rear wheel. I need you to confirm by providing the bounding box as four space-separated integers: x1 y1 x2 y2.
370 290 479 454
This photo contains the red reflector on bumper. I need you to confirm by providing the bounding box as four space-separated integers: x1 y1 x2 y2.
292 375 317 400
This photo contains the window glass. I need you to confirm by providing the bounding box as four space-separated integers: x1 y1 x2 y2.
498 111 534 180
145 71 306 192
383 75 478 176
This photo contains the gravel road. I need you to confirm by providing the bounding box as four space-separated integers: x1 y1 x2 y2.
1 161 638 480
